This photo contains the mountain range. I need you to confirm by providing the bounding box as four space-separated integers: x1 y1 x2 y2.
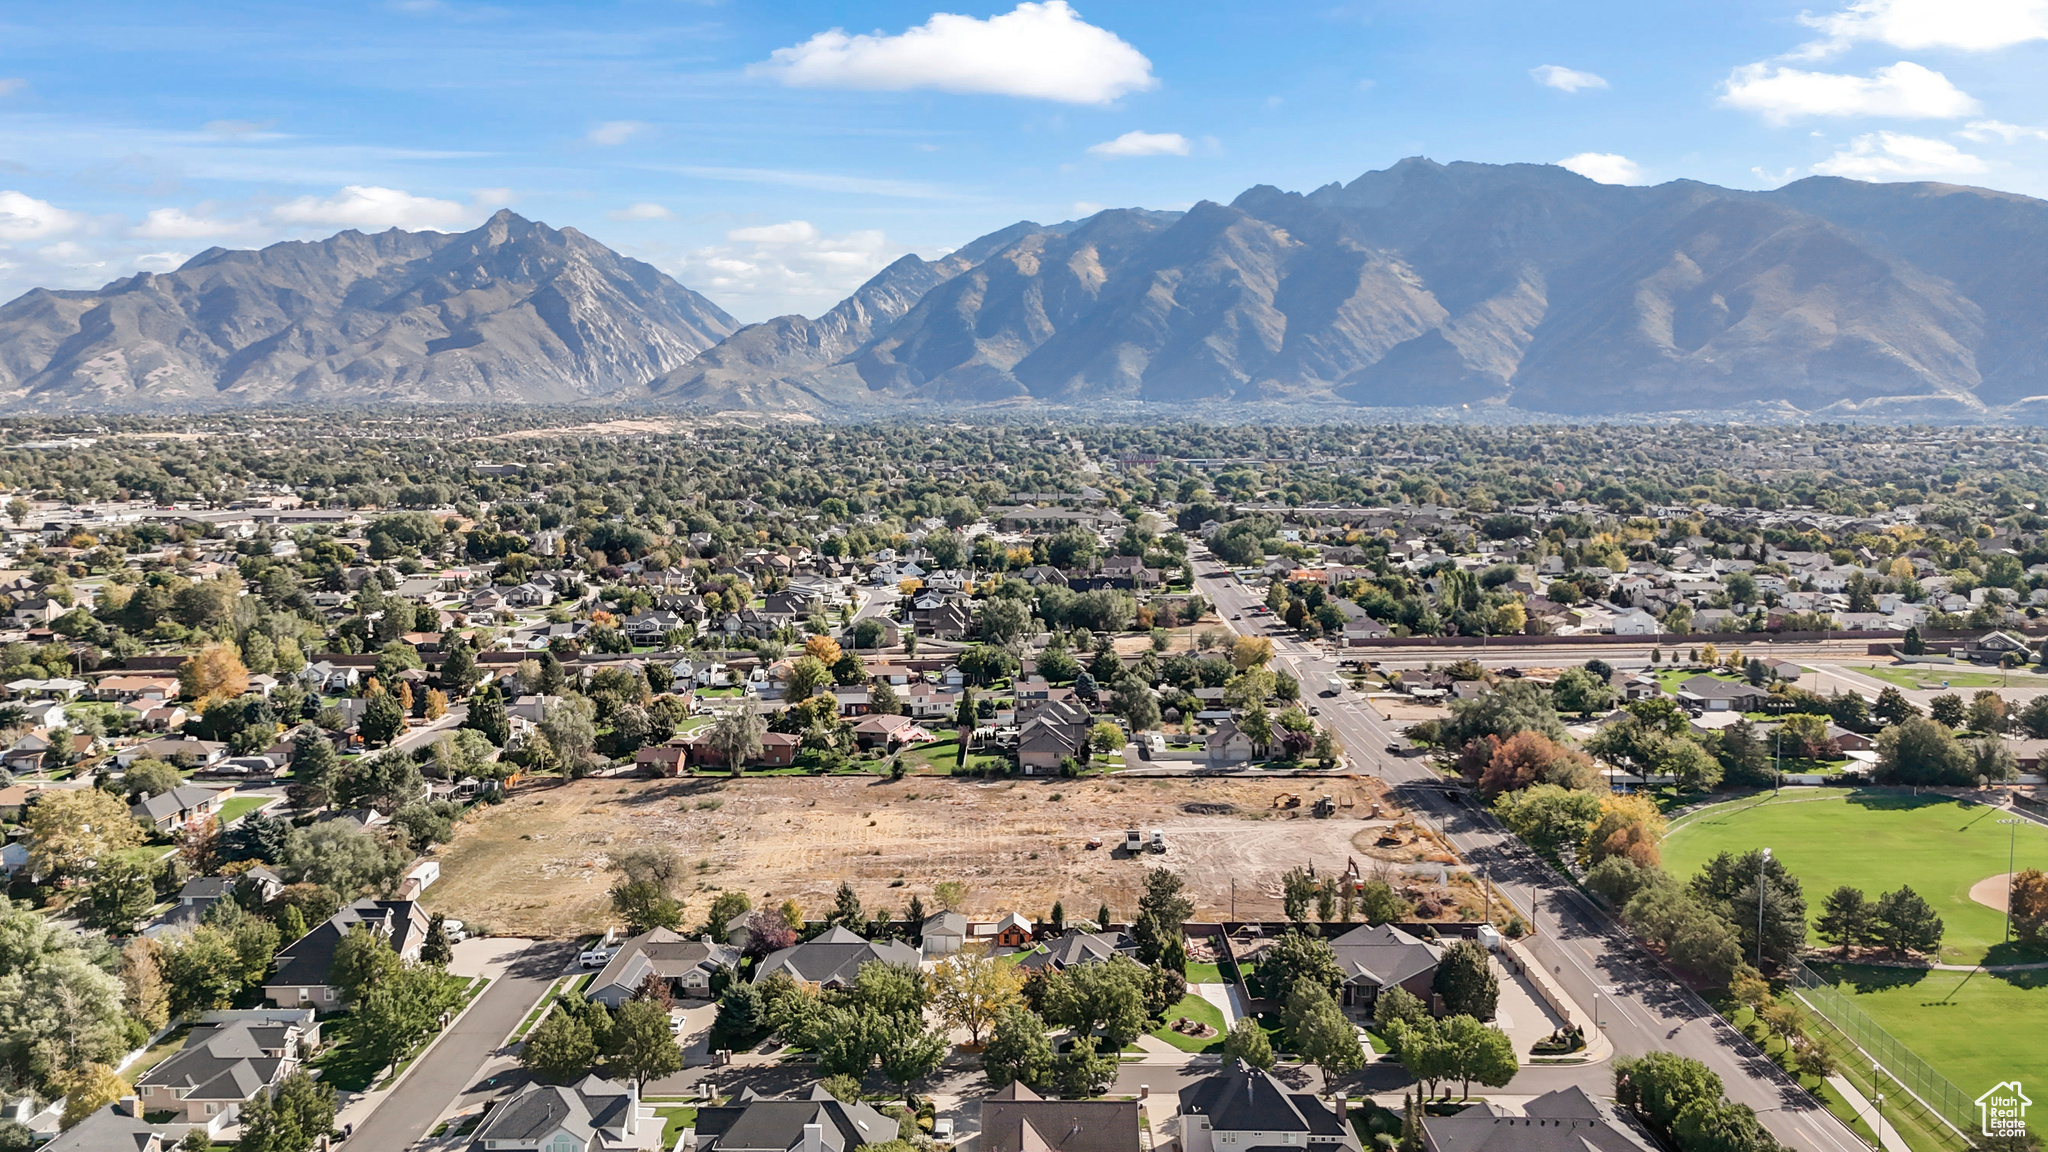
9 158 2048 418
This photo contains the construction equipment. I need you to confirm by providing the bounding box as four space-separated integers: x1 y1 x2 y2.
1148 829 1167 854
1312 795 1337 819
1273 793 1301 809
1124 828 1144 853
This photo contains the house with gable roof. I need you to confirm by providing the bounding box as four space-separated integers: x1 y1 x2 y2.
471 1073 662 1150
1177 1060 1362 1152
694 1084 899 1152
751 926 921 992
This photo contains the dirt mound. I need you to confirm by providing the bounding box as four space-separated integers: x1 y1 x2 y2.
1182 802 1237 816
1971 873 2020 913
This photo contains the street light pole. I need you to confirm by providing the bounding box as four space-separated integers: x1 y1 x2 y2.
2001 816 2024 943
1757 848 1773 969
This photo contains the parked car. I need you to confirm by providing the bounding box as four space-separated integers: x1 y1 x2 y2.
442 918 467 943
579 947 616 968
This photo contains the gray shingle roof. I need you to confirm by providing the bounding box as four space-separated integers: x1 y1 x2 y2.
1420 1087 1658 1152
753 926 920 988
696 1085 897 1152
1328 923 1443 991
476 1074 637 1145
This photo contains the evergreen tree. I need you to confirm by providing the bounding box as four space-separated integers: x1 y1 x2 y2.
1816 886 1874 955
463 685 511 748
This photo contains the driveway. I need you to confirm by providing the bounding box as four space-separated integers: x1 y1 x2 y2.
341 939 573 1150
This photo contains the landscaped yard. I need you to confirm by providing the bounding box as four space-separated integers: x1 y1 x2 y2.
1653 667 1740 694
216 795 272 825
1184 961 1225 984
646 1102 698 1145
310 1014 382 1092
895 738 1007 775
1149 992 1227 1053
1665 790 2048 966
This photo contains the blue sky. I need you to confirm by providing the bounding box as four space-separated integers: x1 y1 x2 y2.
3 0 2048 321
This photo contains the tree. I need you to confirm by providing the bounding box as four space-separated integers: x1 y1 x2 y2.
27 787 142 880
1281 867 1317 923
1476 731 1598 798
1874 885 1944 956
876 1014 950 1101
421 914 454 968
120 939 170 1032
1874 685 1922 727
979 598 1033 646
1133 868 1193 969
1551 667 1615 717
2011 869 2048 942
1874 716 1975 786
82 860 157 934
706 891 752 940
1658 738 1722 793
1037 647 1081 684
930 944 1023 1046
1691 849 1807 968
1673 1098 1777 1152
463 686 511 747
612 879 684 932
1492 784 1603 852
233 1068 333 1152
982 1007 1055 1090
1222 1016 1274 1069
1039 955 1151 1050
356 967 462 1069
178 642 249 706
707 700 768 775
785 656 831 703
1251 929 1341 1002
1440 1014 1517 1099
360 691 406 746
121 757 184 801
1056 1033 1118 1098
710 982 767 1049
58 1064 130 1131
606 998 685 1084
1230 635 1274 670
1816 886 1875 955
1613 1053 1724 1146
1432 940 1499 1020
284 820 408 896
329 925 403 1004
1289 984 1366 1081
1929 693 1967 729
1583 793 1667 869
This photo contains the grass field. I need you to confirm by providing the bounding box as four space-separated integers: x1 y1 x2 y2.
216 795 271 825
1850 664 2048 691
1664 790 2048 966
1806 963 2048 1138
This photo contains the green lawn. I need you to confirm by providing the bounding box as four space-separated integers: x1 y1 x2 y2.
1665 791 2048 966
1805 963 2045 1145
895 738 1007 775
310 1014 383 1092
1184 962 1225 984
1149 992 1228 1053
1654 668 1738 693
216 795 272 825
650 1104 698 1145
1848 664 2047 691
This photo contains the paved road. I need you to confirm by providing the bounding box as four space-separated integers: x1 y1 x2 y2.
1192 557 1870 1152
344 940 574 1151
389 704 471 756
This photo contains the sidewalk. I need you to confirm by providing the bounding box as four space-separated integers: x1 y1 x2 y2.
1503 938 1612 1065
1826 1074 1910 1152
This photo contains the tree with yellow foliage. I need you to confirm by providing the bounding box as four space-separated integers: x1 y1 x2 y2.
177 642 248 706
930 943 1024 1047
1231 635 1274 671
28 787 143 880
804 634 843 667
424 689 448 720
1583 793 1667 870
58 1064 129 1130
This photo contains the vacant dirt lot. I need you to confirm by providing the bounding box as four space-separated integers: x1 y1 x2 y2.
422 774 1401 938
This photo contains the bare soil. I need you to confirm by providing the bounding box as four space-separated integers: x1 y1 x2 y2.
421 774 1394 938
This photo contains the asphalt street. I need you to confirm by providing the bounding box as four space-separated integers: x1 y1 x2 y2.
342 940 574 1152
1191 559 1871 1152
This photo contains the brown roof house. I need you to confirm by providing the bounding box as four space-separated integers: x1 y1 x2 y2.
981 1082 1140 1152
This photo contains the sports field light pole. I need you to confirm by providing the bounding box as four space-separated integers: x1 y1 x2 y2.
1757 848 1772 969
2001 816 2024 943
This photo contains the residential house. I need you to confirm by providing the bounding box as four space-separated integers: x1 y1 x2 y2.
920 911 968 956
681 730 800 771
1177 1061 1362 1152
1206 718 1256 766
980 1082 1140 1152
986 911 1034 948
1017 699 1092 773
130 784 233 834
297 661 360 693
263 899 430 1009
1016 931 1136 972
585 928 740 1007
41 1101 161 1152
1673 676 1770 713
472 1074 663 1151
134 1009 317 1128
1328 923 1445 1016
1417 1086 1658 1152
848 712 919 750
751 926 921 991
693 1084 899 1152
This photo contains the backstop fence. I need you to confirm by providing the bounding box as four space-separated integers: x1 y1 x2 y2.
1784 958 1978 1143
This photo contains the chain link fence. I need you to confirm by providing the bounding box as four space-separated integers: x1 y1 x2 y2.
1785 959 1978 1142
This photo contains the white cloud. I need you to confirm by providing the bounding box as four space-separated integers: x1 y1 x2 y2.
0 79 25 97
1531 65 1608 92
1556 153 1645 184
1813 131 1991 177
1797 0 2048 56
133 252 191 271
1086 130 1189 157
586 120 649 146
1071 201 1107 215
672 220 911 317
1961 119 2048 142
133 207 257 240
0 190 82 241
1719 61 1978 123
270 185 470 230
752 1 1156 105
203 119 278 139
607 202 674 221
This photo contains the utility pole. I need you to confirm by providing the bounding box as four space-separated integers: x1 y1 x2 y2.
1757 848 1773 969
2001 816 2024 943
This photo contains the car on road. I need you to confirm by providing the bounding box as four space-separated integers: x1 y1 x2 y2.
1385 743 1403 753
1308 706 1320 715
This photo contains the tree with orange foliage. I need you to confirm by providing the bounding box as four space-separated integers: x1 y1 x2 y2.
178 643 249 706
1584 793 1666 869
1477 731 1598 798
804 634 843 667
